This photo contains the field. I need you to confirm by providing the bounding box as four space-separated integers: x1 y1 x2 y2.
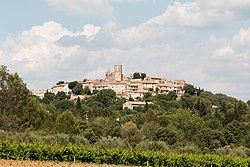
1 140 250 166
0 160 131 167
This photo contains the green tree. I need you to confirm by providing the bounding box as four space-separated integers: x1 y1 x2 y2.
155 127 178 145
0 65 42 131
225 120 247 144
195 128 227 150
141 73 146 80
55 91 68 100
53 99 74 111
76 97 82 110
0 66 30 114
183 84 197 95
133 72 141 79
95 89 116 107
120 121 143 147
143 92 152 100
72 83 83 95
82 86 92 95
173 109 203 142
167 91 178 100
43 92 55 104
141 121 159 140
247 100 250 107
68 81 78 90
55 110 78 134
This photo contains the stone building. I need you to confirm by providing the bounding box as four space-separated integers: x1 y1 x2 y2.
105 65 125 81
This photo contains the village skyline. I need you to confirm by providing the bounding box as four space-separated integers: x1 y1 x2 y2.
32 65 186 104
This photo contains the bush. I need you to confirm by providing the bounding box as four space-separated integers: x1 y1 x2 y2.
136 140 169 151
95 136 127 149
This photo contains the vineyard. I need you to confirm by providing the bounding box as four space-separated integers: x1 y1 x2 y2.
0 140 250 166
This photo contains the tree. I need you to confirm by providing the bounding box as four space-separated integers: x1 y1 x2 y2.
155 127 178 145
95 89 116 107
183 84 197 95
0 65 30 114
76 97 82 111
56 81 64 85
143 92 152 100
141 73 146 80
68 81 78 90
55 91 68 100
0 65 40 131
133 72 141 79
54 99 74 111
247 100 250 107
72 83 83 95
167 91 178 100
82 86 92 95
42 92 55 104
120 121 143 146
132 72 146 80
55 110 78 134
141 121 159 140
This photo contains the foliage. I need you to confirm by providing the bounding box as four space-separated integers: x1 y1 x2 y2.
55 91 68 100
132 72 146 80
183 84 197 95
68 81 78 90
0 140 250 166
72 83 84 95
95 89 116 107
1 65 250 158
0 65 44 131
42 92 55 104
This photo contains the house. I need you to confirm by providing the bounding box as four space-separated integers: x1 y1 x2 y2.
108 82 127 94
126 89 149 100
142 80 157 91
31 90 47 99
123 101 148 110
49 83 70 95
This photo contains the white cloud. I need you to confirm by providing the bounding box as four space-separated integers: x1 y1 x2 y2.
0 21 102 89
196 0 250 10
146 2 236 29
193 27 250 100
232 28 250 46
47 0 114 19
110 0 143 2
46 0 144 19
2 0 250 101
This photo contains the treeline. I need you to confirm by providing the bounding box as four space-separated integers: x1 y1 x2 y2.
1 65 250 157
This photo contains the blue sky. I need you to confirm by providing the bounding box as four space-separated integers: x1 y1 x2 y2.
0 0 250 101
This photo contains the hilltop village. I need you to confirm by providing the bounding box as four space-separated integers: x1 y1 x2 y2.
32 65 186 109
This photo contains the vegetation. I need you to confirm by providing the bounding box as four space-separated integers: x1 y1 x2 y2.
0 140 250 166
1 65 250 165
133 72 146 80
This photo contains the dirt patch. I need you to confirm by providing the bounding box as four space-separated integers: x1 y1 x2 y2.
0 160 132 167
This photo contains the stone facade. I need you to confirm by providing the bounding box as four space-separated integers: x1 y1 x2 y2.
105 65 125 82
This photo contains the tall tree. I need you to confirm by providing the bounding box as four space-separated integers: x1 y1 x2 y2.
0 65 30 114
0 66 43 131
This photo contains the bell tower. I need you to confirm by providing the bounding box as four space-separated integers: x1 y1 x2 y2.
114 65 123 81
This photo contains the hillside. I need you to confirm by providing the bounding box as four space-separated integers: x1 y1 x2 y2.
0 65 250 157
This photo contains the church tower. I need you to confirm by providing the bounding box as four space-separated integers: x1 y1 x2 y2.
114 65 123 81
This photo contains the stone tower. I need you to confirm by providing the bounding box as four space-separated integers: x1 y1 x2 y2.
114 65 123 81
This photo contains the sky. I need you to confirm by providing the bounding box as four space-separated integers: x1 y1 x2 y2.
0 0 250 101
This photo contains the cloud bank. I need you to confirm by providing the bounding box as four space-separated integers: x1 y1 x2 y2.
1 0 250 101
